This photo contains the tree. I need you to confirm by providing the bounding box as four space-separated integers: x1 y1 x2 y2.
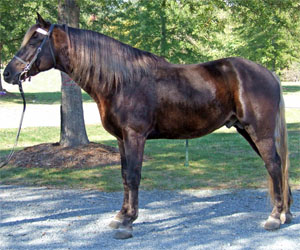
164 0 227 63
0 0 33 91
0 0 58 92
1 0 300 84
58 0 89 147
227 0 300 72
92 0 227 63
0 43 3 92
0 0 88 146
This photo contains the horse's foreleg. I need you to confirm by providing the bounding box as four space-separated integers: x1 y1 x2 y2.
109 131 145 239
108 140 129 230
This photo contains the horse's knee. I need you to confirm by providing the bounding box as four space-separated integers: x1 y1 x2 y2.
125 171 141 189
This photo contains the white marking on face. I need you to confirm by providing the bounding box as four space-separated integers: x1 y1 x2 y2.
36 28 48 35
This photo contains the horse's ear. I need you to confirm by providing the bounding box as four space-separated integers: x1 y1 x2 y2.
36 12 49 28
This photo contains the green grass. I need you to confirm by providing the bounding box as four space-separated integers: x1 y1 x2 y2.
0 113 299 191
0 69 93 105
281 82 300 95
0 91 93 105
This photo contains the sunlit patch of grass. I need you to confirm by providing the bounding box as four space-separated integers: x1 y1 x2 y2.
1 113 299 191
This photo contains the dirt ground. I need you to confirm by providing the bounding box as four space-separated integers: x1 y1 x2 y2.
9 142 121 168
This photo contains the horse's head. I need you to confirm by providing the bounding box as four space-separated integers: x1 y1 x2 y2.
3 13 57 85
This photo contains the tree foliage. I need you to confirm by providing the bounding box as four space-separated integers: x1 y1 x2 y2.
0 0 57 62
1 0 300 73
227 0 300 71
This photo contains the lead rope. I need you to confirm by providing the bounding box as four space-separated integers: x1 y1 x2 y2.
0 79 26 168
0 25 56 168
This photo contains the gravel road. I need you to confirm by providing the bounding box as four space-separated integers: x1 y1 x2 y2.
0 185 299 250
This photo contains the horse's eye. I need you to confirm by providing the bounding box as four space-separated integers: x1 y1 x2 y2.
29 40 36 47
28 35 39 46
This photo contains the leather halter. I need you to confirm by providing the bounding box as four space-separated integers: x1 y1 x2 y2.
14 24 56 79
0 25 57 168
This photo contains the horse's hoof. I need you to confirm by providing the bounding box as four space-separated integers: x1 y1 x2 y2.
264 216 281 230
113 226 133 239
109 219 122 229
280 212 293 224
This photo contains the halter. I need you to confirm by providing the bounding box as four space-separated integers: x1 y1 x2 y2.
0 24 56 168
14 24 56 80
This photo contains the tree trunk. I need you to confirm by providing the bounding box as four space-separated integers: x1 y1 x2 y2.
58 0 89 147
0 43 4 92
160 0 167 57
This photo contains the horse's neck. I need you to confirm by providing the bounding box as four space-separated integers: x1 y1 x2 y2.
64 27 165 95
65 28 100 89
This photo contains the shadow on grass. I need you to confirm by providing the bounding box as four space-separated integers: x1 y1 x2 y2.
287 122 300 131
0 91 93 105
282 85 300 94
1 126 299 191
0 149 13 158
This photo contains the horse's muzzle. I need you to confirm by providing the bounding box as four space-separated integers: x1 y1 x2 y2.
3 68 21 85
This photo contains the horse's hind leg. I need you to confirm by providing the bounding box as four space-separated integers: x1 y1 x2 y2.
242 125 291 230
235 126 260 157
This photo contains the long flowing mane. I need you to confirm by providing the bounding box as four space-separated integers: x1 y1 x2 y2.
66 27 168 92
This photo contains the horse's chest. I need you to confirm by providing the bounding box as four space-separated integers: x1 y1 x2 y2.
97 99 123 138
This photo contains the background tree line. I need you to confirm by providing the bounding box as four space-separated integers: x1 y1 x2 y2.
1 0 300 74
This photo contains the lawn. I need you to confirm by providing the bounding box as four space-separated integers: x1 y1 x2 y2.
0 71 299 191
0 69 93 105
0 112 299 191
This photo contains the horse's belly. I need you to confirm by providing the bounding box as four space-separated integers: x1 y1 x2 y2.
149 106 230 139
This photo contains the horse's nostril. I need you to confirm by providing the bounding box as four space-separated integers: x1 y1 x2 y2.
3 70 10 78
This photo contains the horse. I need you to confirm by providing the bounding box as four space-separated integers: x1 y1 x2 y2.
3 13 293 239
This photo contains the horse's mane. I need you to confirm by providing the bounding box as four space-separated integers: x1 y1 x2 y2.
66 27 168 92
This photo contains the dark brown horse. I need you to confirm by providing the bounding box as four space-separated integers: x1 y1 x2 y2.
4 14 293 239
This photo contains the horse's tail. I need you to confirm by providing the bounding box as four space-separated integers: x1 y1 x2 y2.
272 73 292 218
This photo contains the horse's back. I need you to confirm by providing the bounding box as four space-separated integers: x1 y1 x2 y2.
150 58 237 139
148 57 280 139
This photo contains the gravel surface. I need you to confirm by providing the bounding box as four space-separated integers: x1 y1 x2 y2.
0 185 299 250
